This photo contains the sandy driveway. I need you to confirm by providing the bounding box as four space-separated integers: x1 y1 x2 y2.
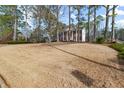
0 43 123 88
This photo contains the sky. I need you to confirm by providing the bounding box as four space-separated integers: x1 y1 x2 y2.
59 5 124 29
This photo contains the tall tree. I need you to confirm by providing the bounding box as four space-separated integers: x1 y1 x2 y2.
56 5 59 42
87 5 91 42
86 5 94 42
77 6 80 42
31 5 58 42
13 6 17 41
25 5 28 41
20 5 31 41
92 5 101 41
111 5 118 42
68 5 71 41
93 6 97 40
0 5 23 41
45 5 58 42
103 5 113 41
72 5 85 42
51 5 62 42
32 5 46 42
95 15 104 32
104 5 109 41
50 5 62 42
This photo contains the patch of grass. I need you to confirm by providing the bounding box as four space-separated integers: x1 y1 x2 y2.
111 43 124 52
7 40 31 44
111 43 124 59
118 51 124 59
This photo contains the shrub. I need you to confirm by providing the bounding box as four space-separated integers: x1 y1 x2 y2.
118 51 124 59
111 43 124 59
96 37 105 44
111 43 124 52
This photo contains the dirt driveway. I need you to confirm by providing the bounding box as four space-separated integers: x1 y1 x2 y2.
0 43 123 88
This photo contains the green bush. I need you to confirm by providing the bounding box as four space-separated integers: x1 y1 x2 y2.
96 37 105 44
111 43 124 59
118 51 124 59
111 43 124 52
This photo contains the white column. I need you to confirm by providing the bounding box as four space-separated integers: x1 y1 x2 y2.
72 31 73 41
66 32 68 41
63 32 64 41
76 30 78 42
82 29 86 42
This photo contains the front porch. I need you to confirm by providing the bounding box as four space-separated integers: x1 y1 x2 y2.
59 29 86 42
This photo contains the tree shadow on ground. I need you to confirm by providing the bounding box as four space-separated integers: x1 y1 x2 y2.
118 59 124 65
48 42 81 46
50 45 124 72
71 70 94 87
109 58 124 65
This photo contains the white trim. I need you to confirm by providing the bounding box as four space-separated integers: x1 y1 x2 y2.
76 30 78 42
63 32 64 41
82 29 86 42
66 32 68 41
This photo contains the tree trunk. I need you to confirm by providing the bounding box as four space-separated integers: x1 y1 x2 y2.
48 6 52 43
13 6 17 41
38 17 41 42
111 5 116 42
104 5 109 41
77 8 80 42
57 6 59 42
69 5 71 42
37 6 41 42
93 6 96 41
25 5 28 42
87 6 90 42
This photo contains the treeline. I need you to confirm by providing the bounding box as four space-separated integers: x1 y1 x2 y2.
0 5 122 43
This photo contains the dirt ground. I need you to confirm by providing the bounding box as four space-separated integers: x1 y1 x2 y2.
0 43 123 88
